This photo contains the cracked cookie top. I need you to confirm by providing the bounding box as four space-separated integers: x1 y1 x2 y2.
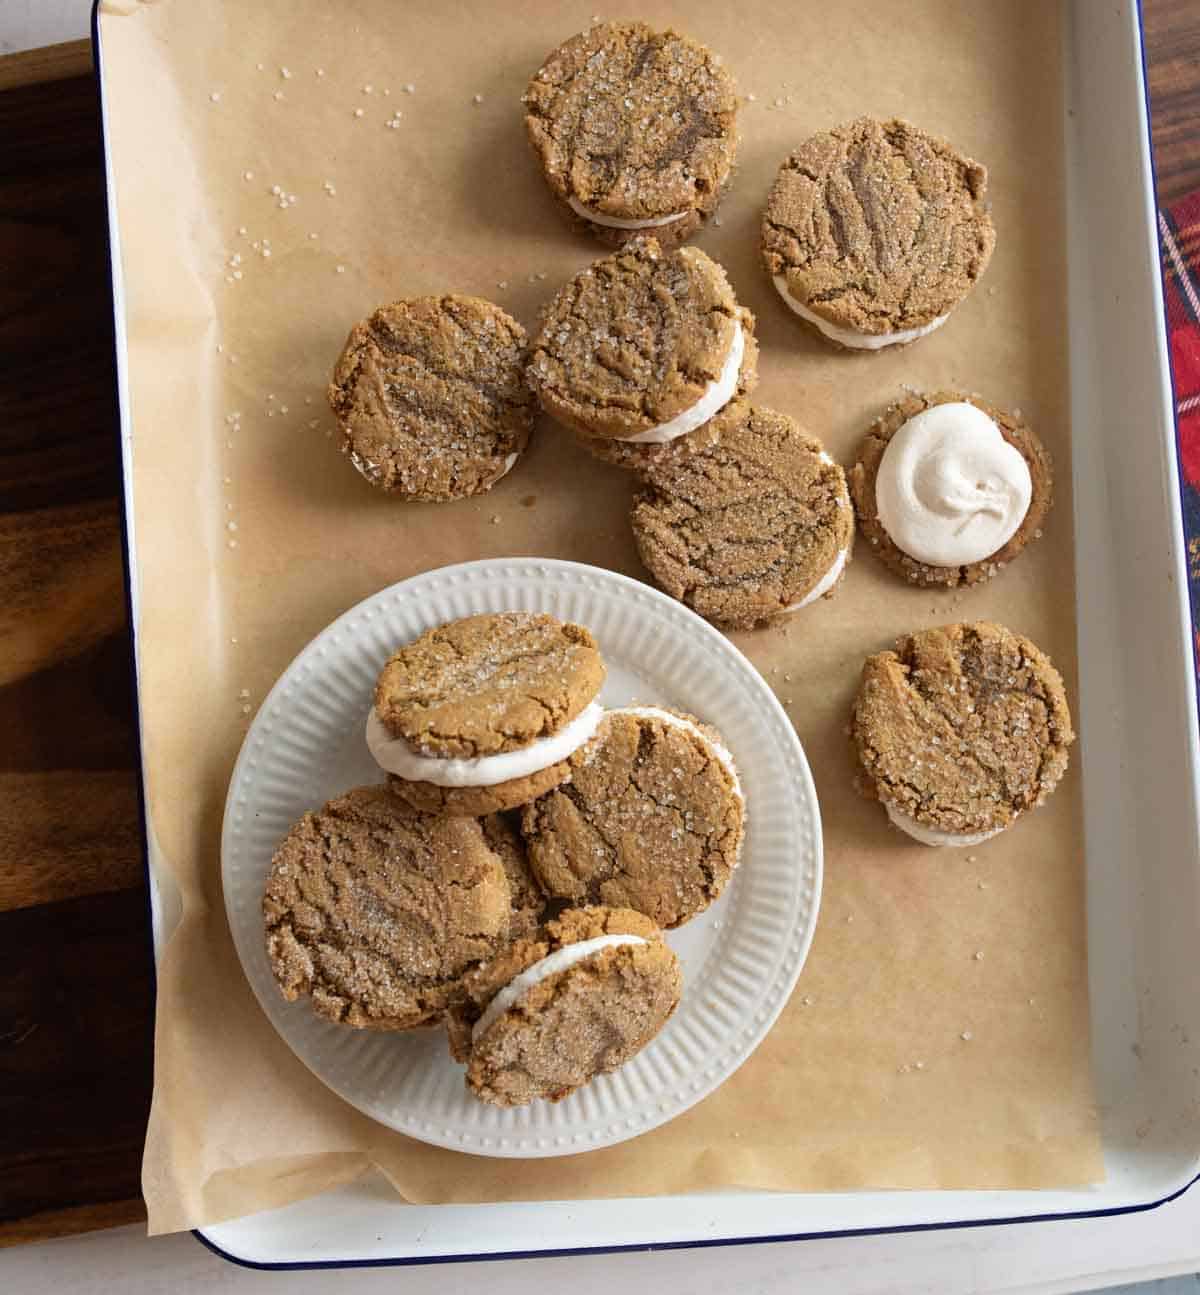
328 295 535 501
761 117 995 335
528 236 753 440
262 786 513 1030
446 905 681 1107
374 612 605 759
631 402 853 629
851 622 1074 836
524 21 738 230
520 707 744 928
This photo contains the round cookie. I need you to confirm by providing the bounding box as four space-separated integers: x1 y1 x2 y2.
368 612 607 817
631 402 854 629
524 21 738 247
520 707 744 929
851 622 1074 847
328 295 534 501
528 236 757 446
446 906 682 1107
262 786 513 1029
849 390 1052 588
762 118 995 350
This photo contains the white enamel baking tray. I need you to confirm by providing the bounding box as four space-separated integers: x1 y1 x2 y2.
96 0 1200 1268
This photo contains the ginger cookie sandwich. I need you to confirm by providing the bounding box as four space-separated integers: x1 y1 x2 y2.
849 390 1052 588
328 295 534 500
262 786 515 1030
631 402 853 629
851 622 1074 847
524 21 738 247
446 906 682 1107
528 236 757 467
762 118 995 351
367 612 606 817
520 706 744 929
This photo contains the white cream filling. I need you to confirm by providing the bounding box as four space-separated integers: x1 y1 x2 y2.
472 935 647 1043
619 322 744 445
567 195 688 230
365 701 604 788
496 450 520 479
885 804 1007 848
772 275 947 351
611 705 743 803
874 402 1033 568
783 543 849 612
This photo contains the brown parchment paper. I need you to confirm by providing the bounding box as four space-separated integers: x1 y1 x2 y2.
98 0 1103 1235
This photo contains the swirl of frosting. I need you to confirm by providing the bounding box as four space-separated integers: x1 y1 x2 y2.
875 402 1032 567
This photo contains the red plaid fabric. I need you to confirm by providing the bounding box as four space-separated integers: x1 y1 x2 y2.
1159 193 1200 650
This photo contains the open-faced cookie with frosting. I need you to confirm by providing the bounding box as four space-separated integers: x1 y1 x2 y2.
446 906 682 1107
851 622 1074 847
262 786 516 1029
631 402 853 628
524 21 738 247
520 707 744 929
849 390 1052 587
367 612 606 817
762 118 995 351
527 236 757 467
328 295 534 501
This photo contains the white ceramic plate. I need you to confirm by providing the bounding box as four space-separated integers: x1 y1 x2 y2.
222 559 822 1158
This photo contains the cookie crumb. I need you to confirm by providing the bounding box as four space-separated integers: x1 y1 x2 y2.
490 515 501 525
960 1030 973 1041
209 91 221 103
521 495 537 508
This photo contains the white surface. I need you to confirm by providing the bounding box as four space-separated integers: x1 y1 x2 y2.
0 0 89 54
39 0 1195 1286
4 1192 1200 1293
873 401 1033 567
223 559 822 1158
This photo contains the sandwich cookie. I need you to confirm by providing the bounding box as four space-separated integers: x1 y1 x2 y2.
328 295 534 501
851 622 1074 847
262 786 513 1029
849 391 1052 587
762 118 995 351
524 21 738 247
446 906 681 1107
631 402 853 629
521 707 744 929
528 237 757 463
368 612 606 816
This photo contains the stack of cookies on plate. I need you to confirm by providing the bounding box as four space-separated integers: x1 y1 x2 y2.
263 611 745 1107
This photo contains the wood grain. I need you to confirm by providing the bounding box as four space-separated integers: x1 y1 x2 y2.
0 65 151 1243
0 0 1197 1247
1144 0 1200 204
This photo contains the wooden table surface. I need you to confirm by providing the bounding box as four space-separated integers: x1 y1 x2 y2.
0 0 1197 1249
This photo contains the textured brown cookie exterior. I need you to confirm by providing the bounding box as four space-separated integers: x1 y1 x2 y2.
521 709 743 928
848 390 1053 588
762 118 995 339
482 812 546 941
262 786 512 1030
524 22 738 247
449 906 681 1106
631 402 854 628
386 762 573 818
328 295 534 501
574 321 759 470
375 612 604 759
528 237 752 441
852 623 1074 837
